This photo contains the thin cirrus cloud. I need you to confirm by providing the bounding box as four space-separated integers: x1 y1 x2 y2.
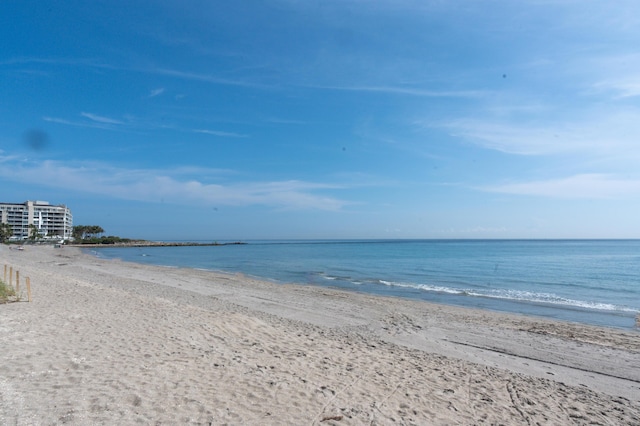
0 155 348 211
593 78 640 99
582 53 640 99
311 84 488 98
193 129 249 138
151 67 268 89
43 112 129 131
148 87 165 98
43 113 248 138
481 174 640 199
80 112 125 125
439 109 640 159
443 120 589 156
43 115 115 130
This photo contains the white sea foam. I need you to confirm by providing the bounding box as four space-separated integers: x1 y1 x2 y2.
88 239 640 329
465 289 638 313
375 280 638 313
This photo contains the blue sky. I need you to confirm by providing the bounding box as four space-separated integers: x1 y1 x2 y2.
2 1 640 240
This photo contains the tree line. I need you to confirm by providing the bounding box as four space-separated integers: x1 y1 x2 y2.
0 223 43 243
72 225 105 240
72 225 131 244
0 223 130 245
0 223 12 243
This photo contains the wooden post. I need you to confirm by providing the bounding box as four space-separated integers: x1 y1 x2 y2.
9 267 12 287
3 264 6 282
16 270 20 295
26 277 32 302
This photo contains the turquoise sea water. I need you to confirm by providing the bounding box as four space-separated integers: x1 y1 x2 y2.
89 240 640 330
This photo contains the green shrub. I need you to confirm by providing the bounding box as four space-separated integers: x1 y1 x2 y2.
77 235 132 245
0 279 17 303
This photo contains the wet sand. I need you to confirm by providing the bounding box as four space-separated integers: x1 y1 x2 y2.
1 245 639 424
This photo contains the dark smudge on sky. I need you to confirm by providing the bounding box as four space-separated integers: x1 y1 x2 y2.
23 129 50 151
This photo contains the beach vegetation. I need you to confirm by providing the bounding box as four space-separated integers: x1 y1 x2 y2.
72 225 133 244
0 223 13 243
0 279 18 303
28 224 40 242
81 235 134 245
72 225 105 240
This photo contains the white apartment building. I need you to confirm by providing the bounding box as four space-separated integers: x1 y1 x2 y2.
0 200 73 241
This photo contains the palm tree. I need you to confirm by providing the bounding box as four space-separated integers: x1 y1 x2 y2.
72 225 106 241
0 223 13 243
28 224 40 242
89 225 105 238
72 225 86 241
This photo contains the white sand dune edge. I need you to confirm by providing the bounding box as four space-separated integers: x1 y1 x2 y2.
1 245 639 425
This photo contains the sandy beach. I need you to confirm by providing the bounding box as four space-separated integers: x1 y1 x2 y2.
1 245 639 425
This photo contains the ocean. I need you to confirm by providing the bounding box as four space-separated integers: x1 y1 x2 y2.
88 239 640 331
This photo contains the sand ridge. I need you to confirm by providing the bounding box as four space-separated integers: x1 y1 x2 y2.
1 245 639 425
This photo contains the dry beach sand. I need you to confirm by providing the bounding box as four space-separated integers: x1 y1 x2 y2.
1 245 639 425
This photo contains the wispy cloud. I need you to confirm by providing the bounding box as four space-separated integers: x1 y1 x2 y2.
44 113 128 131
0 56 97 67
481 174 640 199
0 152 17 163
43 116 81 126
442 119 582 156
80 112 124 125
0 155 348 211
592 77 640 99
194 129 249 138
152 67 267 88
43 116 113 130
148 87 165 98
3 56 268 90
313 85 487 98
262 117 309 125
44 112 247 138
437 108 640 159
578 53 640 99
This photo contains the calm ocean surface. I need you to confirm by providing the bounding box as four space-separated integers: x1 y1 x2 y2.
89 240 640 330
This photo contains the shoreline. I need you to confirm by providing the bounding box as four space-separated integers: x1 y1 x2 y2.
86 242 640 332
68 241 246 248
1 245 639 424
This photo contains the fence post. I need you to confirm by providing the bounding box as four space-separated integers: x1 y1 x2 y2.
26 277 32 302
16 270 20 295
9 267 12 287
3 264 6 282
